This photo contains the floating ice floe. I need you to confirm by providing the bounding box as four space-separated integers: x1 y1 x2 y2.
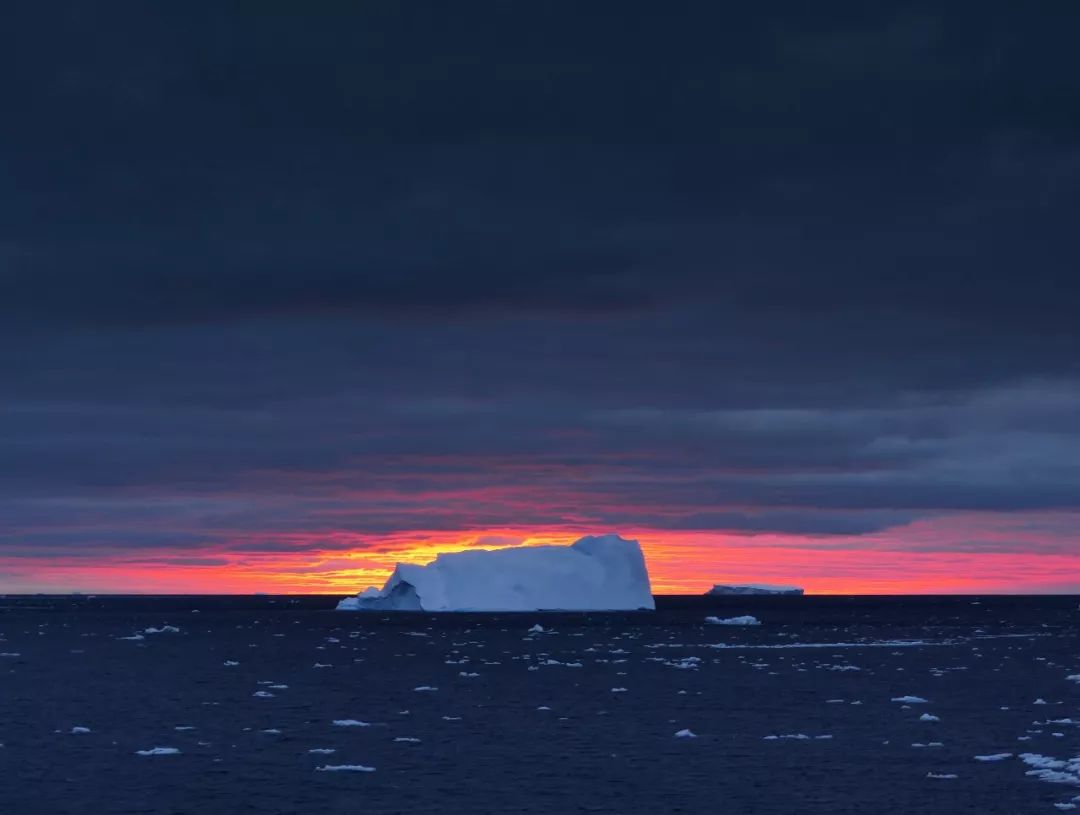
316 764 375 772
1019 753 1080 785
706 640 929 651
253 691 274 698
143 626 180 635
926 772 958 779
332 720 371 727
705 616 760 626
667 657 701 670
674 729 697 738
336 534 654 611
892 696 930 704
919 713 941 722
135 747 180 756
70 727 91 734
394 737 421 743
413 686 438 692
974 753 1013 762
308 748 336 754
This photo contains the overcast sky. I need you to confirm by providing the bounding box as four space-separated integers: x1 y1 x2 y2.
3 3 1079 592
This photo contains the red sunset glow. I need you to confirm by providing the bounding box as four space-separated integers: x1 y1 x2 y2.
5 518 1077 595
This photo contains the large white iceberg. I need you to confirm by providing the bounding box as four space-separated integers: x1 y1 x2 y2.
337 534 654 611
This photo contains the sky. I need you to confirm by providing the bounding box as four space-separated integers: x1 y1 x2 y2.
2 3 1079 594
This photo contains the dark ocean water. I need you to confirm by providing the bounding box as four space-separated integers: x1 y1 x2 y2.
0 595 1077 814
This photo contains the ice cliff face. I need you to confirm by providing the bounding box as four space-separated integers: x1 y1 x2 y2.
337 534 655 611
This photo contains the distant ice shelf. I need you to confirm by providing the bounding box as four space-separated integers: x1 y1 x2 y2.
337 534 655 612
705 584 804 596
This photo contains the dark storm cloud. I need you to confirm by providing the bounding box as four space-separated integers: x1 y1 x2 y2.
1 3 1079 560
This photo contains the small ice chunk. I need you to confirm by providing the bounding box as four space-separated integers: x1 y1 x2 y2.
315 764 375 772
135 747 180 756
394 737 421 743
70 727 91 734
528 624 546 633
926 772 958 779
332 719 371 727
705 615 760 626
974 753 1013 762
611 687 628 693
674 729 697 738
413 686 438 692
308 748 336 754
919 713 941 722
892 696 929 704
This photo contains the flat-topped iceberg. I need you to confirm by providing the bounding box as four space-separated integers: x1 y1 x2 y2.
337 534 655 611
706 583 804 596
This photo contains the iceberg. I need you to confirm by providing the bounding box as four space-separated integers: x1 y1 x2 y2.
705 583 804 596
336 534 654 612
